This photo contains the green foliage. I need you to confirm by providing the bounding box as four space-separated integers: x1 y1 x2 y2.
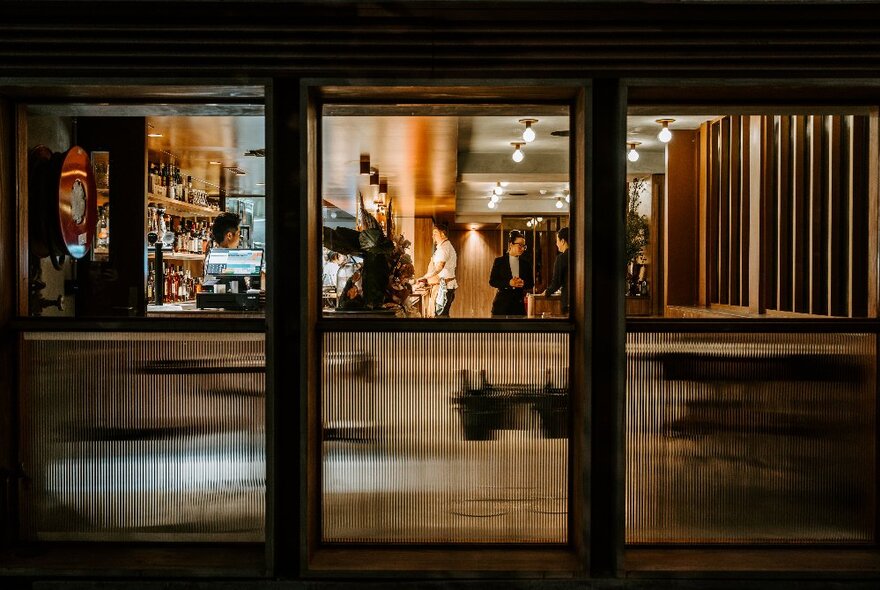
625 177 650 264
322 194 416 313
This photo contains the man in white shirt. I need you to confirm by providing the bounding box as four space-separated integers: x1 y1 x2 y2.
417 221 458 317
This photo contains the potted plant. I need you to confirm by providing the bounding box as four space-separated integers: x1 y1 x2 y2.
322 193 416 315
625 177 650 296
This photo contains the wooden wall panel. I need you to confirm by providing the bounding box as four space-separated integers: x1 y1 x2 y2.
792 116 809 313
826 116 846 316
664 129 698 307
776 116 792 311
702 113 873 318
412 217 435 283
739 116 750 308
718 117 730 305
869 111 880 318
728 116 741 306
848 115 868 317
808 115 827 315
449 229 499 319
698 122 710 307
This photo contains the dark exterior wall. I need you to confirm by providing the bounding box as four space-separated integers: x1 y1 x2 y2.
1 2 880 79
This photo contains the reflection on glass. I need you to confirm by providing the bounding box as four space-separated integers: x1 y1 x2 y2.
20 333 266 542
626 332 875 543
322 332 569 543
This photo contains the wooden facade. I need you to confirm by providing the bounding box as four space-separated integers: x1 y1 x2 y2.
2 1 880 588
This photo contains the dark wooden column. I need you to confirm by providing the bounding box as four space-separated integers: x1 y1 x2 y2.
588 79 625 578
0 98 16 544
266 78 302 576
75 117 147 317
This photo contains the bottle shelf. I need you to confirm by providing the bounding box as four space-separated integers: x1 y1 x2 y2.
148 252 204 261
148 194 220 218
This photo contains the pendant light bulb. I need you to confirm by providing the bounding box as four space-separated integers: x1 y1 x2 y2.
555 197 564 209
488 200 496 209
511 142 524 163
519 118 538 143
656 119 675 143
627 142 641 163
490 194 500 203
493 182 503 196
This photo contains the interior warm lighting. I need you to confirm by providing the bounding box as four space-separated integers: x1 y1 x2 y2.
536 217 543 222
627 142 641 163
490 194 500 203
209 160 222 165
470 224 478 231
147 133 163 138
519 118 538 143
555 197 564 209
488 200 497 209
563 189 570 203
493 181 503 196
656 118 675 143
511 142 524 163
500 181 509 187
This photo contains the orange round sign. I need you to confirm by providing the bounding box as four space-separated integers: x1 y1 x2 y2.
56 146 96 259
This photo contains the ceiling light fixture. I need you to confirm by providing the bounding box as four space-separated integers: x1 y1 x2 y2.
209 160 222 165
147 132 163 138
359 155 371 175
490 194 500 203
519 118 538 143
369 171 379 185
627 142 641 163
564 188 570 203
493 181 504 196
555 196 564 209
511 142 524 163
488 200 497 209
656 119 675 143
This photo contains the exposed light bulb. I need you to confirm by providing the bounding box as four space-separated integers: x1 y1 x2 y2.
511 142 524 163
490 194 500 203
565 194 570 203
493 182 503 196
627 142 641 163
536 217 543 222
656 118 675 143
555 197 564 209
330 211 338 219
488 200 496 209
500 181 509 187
520 118 538 143
526 219 533 227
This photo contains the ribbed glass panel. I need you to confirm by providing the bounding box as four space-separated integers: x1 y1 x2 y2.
20 332 265 542
626 332 875 544
322 332 569 543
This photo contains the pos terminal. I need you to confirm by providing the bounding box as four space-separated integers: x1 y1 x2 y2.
196 248 264 310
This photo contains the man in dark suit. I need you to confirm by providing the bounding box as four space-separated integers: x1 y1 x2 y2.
489 230 534 316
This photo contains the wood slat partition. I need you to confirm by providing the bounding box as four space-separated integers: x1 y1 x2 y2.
809 115 827 315
702 113 873 318
792 116 809 313
729 116 741 307
719 118 730 305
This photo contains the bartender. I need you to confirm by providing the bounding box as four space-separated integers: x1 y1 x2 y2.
211 211 242 249
208 211 265 291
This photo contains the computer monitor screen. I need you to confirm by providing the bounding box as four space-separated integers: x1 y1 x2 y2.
205 248 264 277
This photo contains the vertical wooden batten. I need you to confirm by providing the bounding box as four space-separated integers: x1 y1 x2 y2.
809 115 827 315
868 109 880 318
792 115 809 313
749 115 767 315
